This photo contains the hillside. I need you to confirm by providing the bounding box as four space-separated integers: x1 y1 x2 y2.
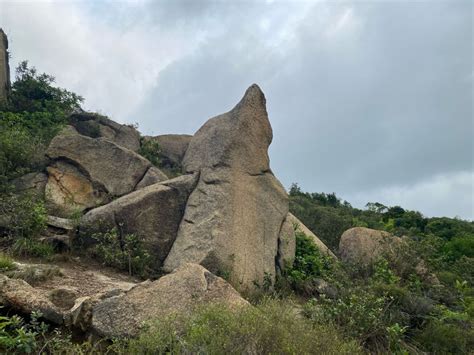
0 56 472 354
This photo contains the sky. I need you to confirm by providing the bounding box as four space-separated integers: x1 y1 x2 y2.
0 0 472 220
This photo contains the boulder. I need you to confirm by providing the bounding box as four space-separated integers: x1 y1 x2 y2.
45 126 167 213
146 134 193 167
0 275 64 324
92 263 248 338
12 172 47 196
287 213 336 259
79 174 198 268
164 85 289 292
339 227 402 265
69 111 141 152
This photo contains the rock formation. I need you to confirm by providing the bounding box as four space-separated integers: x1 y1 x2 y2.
163 85 289 292
145 134 192 167
0 29 10 104
45 125 167 214
79 174 198 268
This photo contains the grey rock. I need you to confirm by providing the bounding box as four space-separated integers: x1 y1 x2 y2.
145 134 192 167
135 166 168 190
12 172 47 196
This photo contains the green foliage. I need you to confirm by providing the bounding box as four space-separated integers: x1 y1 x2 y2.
112 299 361 355
139 138 162 167
91 227 151 277
0 253 16 271
12 238 54 259
0 193 47 239
0 61 82 186
284 231 337 295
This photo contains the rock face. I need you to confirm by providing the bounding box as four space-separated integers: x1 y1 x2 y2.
147 134 193 167
287 213 337 259
164 85 289 292
12 172 47 196
277 214 296 272
339 227 402 265
92 263 248 338
0 29 10 104
45 126 167 213
79 174 198 268
69 111 141 152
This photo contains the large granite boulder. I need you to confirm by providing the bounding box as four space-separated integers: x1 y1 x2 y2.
145 134 193 167
79 174 198 268
287 213 337 259
45 126 167 214
163 85 290 292
69 111 141 152
92 263 248 338
339 227 402 265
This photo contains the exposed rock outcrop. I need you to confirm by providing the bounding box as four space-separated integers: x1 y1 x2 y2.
287 213 336 259
79 174 198 268
146 134 193 167
69 111 141 152
12 172 47 196
339 227 402 265
45 126 167 213
277 214 296 272
163 85 289 292
92 263 248 338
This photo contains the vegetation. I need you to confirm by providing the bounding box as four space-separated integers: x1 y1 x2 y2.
91 227 152 277
287 184 474 353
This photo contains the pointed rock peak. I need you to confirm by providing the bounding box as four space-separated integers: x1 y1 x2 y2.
233 83 266 111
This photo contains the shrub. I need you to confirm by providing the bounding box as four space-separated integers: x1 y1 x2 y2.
91 227 151 277
12 238 54 259
139 138 162 167
113 299 362 355
283 231 338 295
0 253 16 271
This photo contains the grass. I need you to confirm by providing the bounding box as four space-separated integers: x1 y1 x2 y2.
111 298 362 355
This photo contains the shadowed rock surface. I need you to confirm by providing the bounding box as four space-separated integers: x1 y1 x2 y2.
147 134 192 167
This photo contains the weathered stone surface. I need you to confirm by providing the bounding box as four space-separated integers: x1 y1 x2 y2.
135 166 168 190
79 174 198 268
339 227 402 265
287 213 337 259
92 263 248 338
46 126 152 197
47 215 74 231
147 134 193 167
70 111 141 152
0 275 63 324
45 162 108 214
277 214 296 272
164 85 289 292
12 172 47 196
0 29 10 104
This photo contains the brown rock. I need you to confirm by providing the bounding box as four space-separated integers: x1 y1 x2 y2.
164 85 289 292
146 134 193 167
277 214 296 272
92 263 248 338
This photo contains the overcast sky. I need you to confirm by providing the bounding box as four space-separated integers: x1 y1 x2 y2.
1 0 472 219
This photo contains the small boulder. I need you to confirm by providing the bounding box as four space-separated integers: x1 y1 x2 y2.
92 263 248 338
339 227 402 265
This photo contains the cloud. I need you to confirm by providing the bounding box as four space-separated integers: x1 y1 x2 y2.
0 0 471 219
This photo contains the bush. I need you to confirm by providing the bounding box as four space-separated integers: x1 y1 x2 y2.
0 253 16 271
91 227 151 277
12 238 54 259
283 232 338 295
139 138 162 167
114 299 362 355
